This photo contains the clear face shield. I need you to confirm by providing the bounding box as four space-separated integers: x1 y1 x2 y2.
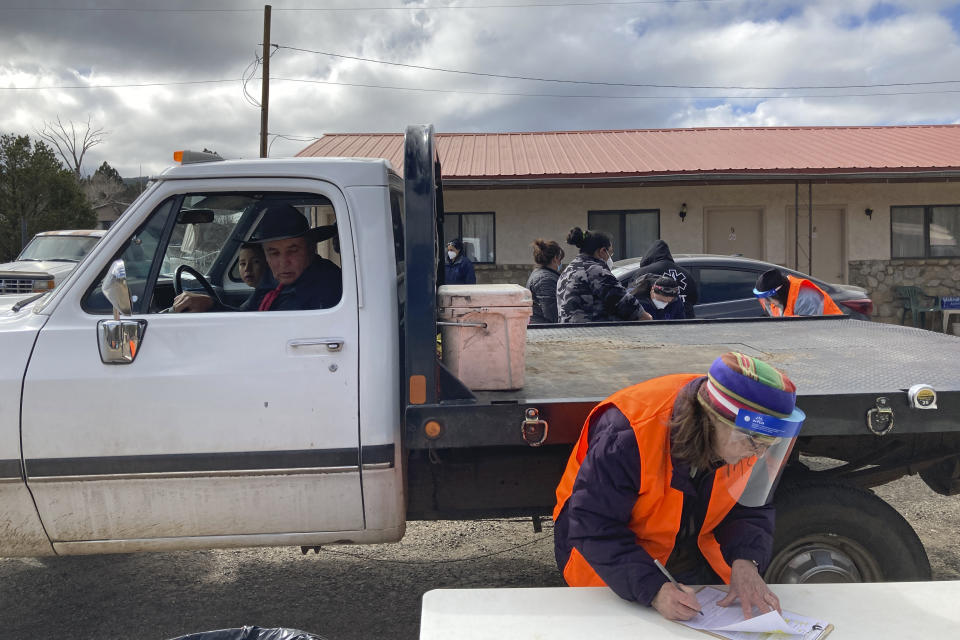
714 407 806 507
753 285 783 318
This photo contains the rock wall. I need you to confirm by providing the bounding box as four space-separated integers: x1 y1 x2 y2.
848 258 960 330
474 264 532 286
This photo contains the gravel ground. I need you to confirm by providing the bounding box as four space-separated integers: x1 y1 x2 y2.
1 475 957 640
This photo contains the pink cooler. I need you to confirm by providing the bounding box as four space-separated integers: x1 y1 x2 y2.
438 284 533 391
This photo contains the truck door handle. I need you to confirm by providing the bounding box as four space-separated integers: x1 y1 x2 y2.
289 339 344 352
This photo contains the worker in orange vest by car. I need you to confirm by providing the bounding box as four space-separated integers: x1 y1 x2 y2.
553 352 805 622
753 268 843 317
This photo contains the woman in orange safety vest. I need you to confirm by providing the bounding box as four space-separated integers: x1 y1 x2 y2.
554 352 805 621
753 268 843 317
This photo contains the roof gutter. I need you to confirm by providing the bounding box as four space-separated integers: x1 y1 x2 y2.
442 169 960 188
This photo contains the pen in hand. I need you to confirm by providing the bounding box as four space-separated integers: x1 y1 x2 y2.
653 559 704 616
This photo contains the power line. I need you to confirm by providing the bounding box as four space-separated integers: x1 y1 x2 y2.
0 79 239 90
0 1 726 13
275 45 960 91
5 74 960 100
272 76 960 100
268 133 322 154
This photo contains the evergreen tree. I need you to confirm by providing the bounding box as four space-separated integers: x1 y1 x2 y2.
0 134 96 261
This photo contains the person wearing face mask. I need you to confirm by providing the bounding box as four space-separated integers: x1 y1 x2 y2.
633 239 699 318
444 238 476 285
557 226 651 323
526 238 565 324
753 268 842 317
634 274 687 320
554 352 805 622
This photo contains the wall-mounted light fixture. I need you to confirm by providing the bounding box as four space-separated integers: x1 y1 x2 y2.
678 203 687 222
864 207 874 220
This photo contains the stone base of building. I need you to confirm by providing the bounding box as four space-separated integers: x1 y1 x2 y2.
474 264 532 286
849 258 960 329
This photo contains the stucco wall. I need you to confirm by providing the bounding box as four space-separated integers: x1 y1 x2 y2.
443 181 960 276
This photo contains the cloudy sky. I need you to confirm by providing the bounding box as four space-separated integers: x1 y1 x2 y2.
2 0 960 178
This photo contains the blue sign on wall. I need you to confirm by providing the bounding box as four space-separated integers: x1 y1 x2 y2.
941 296 960 309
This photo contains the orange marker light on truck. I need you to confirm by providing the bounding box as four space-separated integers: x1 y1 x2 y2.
423 420 443 439
409 375 426 405
173 150 184 163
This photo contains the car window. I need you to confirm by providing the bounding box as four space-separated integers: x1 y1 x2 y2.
697 268 761 304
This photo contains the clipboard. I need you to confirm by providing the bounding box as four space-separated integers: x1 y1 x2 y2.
674 586 834 640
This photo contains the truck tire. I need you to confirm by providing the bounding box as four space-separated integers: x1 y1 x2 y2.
767 481 931 584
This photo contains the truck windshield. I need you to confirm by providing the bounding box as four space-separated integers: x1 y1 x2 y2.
17 235 101 262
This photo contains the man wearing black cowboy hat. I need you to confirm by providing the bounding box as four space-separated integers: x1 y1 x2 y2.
173 203 341 312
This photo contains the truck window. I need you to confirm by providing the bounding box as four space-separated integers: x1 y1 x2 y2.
390 188 404 277
84 192 343 314
83 199 176 314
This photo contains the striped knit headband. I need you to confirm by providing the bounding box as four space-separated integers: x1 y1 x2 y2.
697 352 797 430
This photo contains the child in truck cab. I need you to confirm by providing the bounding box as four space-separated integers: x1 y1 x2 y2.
173 204 341 313
237 243 266 288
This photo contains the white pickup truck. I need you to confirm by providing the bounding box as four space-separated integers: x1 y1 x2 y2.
0 229 106 310
2 126 958 586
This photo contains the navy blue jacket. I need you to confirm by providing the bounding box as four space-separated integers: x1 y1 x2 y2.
554 380 775 605
639 296 687 320
445 254 476 284
242 257 342 311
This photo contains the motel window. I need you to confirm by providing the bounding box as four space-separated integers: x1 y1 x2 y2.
587 210 660 259
891 206 960 258
444 212 495 263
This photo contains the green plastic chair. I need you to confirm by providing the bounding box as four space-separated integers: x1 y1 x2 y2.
895 286 940 328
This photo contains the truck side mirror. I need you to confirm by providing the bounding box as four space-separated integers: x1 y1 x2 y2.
97 259 147 365
102 259 133 320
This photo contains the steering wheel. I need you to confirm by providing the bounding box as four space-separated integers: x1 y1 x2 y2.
173 264 222 306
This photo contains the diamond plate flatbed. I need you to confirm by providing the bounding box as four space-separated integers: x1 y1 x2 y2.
507 317 960 402
408 317 960 448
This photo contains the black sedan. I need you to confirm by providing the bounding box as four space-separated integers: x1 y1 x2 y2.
612 254 873 320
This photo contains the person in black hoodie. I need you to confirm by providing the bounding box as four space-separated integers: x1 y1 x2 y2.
631 240 699 318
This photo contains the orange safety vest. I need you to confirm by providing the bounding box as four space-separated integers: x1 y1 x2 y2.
761 275 843 317
553 374 756 587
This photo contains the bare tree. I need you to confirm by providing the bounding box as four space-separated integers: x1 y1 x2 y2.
37 115 107 178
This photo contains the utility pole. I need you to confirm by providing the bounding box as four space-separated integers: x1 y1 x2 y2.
259 4 271 158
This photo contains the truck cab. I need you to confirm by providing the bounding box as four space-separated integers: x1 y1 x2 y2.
1 145 413 556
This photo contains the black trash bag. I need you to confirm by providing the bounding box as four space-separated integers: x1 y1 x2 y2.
170 626 327 640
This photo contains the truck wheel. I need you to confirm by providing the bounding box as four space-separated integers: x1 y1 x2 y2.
767 481 931 584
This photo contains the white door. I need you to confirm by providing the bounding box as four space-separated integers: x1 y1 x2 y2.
21 179 364 547
787 206 846 282
704 207 764 260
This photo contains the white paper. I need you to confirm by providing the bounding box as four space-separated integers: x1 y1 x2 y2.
678 586 831 640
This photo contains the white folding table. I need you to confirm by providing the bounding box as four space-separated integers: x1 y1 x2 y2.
420 582 960 639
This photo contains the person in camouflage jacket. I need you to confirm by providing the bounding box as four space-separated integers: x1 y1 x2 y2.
557 227 650 323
